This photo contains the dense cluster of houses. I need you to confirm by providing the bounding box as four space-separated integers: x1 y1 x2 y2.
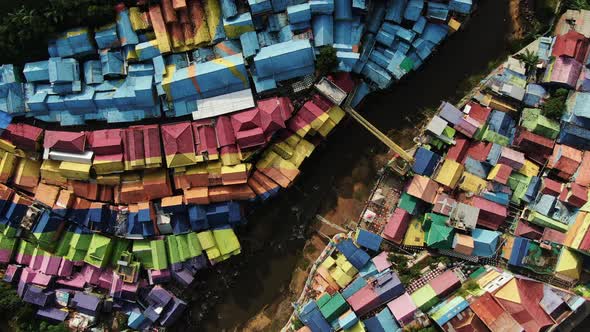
0 0 478 330
292 7 590 332
295 235 585 332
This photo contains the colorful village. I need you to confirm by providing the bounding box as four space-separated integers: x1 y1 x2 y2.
0 0 485 330
284 7 590 332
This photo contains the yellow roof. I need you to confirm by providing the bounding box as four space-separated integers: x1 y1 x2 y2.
448 18 462 32
344 321 366 332
571 212 590 249
556 247 582 280
434 159 464 188
58 162 91 180
519 159 540 177
459 172 487 194
321 256 336 269
403 218 425 246
502 235 515 260
487 164 503 181
331 266 354 288
476 269 501 288
494 278 521 303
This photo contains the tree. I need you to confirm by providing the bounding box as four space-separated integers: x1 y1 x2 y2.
514 49 539 74
542 88 568 120
316 46 338 75
566 0 590 10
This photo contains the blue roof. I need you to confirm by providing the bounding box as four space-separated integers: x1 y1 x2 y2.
509 237 530 266
472 228 500 257
412 147 441 176
240 31 260 58
356 229 383 251
384 0 407 24
404 0 424 21
287 3 312 24
253 39 315 82
312 15 334 47
342 277 368 299
335 0 353 21
427 2 449 21
376 307 401 332
422 23 449 45
449 0 473 14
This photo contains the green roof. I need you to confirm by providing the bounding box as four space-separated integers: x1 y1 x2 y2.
316 293 331 308
55 232 73 257
482 127 509 146
197 231 216 250
521 108 560 139
3 226 18 238
133 240 153 269
84 234 113 268
110 239 131 267
319 292 349 322
186 232 203 257
527 211 569 233
469 266 487 279
398 193 421 215
175 234 191 262
213 228 241 257
150 239 168 270
411 284 439 311
508 173 532 204
165 235 182 265
423 213 449 230
17 240 35 256
0 234 17 254
426 223 454 249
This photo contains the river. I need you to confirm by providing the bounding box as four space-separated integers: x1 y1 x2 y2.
182 0 515 330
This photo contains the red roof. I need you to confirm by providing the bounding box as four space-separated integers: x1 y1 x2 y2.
515 220 543 240
258 97 289 136
123 127 145 164
89 129 123 155
491 164 512 185
161 122 196 156
383 208 411 244
513 128 554 163
551 144 583 179
579 228 590 251
470 292 522 331
465 141 492 162
44 130 86 153
541 228 566 245
142 125 162 160
575 151 590 186
563 183 588 208
3 123 43 151
193 123 218 156
541 178 563 196
467 102 492 124
215 116 236 147
447 136 469 163
328 72 355 93
311 94 333 111
494 279 555 332
551 30 589 63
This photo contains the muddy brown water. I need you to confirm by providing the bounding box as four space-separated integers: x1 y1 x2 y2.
184 0 515 330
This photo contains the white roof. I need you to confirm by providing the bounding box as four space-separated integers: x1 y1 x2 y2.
193 88 255 120
48 150 93 164
426 115 448 136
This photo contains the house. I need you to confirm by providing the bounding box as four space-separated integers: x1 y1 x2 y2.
383 208 411 244
470 292 523 331
551 30 589 63
387 292 417 326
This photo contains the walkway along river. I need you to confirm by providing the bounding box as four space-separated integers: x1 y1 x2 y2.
180 0 515 330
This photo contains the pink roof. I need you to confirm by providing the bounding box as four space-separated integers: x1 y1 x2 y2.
29 254 43 270
58 259 73 277
406 175 439 204
515 220 543 240
455 117 480 138
161 122 196 156
235 128 266 149
20 267 36 284
383 208 411 244
550 56 583 88
387 293 417 325
195 124 218 155
89 129 123 155
429 270 461 298
39 255 61 276
372 251 392 272
499 146 525 169
231 108 261 132
258 98 289 135
32 272 53 287
98 269 114 290
575 151 590 186
297 101 325 123
0 248 11 263
82 264 101 285
346 284 380 315
433 193 457 216
214 116 236 147
472 196 508 218
44 130 86 153
56 273 86 289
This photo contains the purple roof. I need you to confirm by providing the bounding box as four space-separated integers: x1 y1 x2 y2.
57 259 73 277
82 264 101 285
143 304 162 322
160 298 187 327
39 255 62 276
56 272 86 289
23 285 54 307
37 306 68 322
148 285 173 307
3 264 21 283
172 269 194 287
147 269 171 285
72 292 102 316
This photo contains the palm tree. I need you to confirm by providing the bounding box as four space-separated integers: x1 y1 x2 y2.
567 0 590 10
515 49 539 76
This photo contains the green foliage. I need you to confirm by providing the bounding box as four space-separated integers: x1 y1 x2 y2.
316 46 338 75
566 0 590 10
514 49 539 73
0 0 119 64
464 280 480 292
542 88 568 120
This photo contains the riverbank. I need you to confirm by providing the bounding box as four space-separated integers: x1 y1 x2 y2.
227 1 520 331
